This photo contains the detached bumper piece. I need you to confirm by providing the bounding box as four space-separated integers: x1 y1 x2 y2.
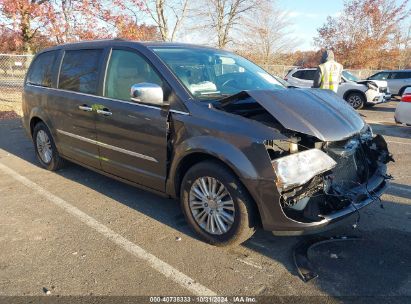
274 134 393 234
293 235 362 282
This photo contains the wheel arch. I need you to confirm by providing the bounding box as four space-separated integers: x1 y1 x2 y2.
343 89 366 101
172 151 262 227
398 86 411 96
28 107 54 137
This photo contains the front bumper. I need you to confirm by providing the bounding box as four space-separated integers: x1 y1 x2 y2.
366 90 391 104
243 136 391 236
273 168 387 235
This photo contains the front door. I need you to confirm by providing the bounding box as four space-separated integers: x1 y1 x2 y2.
94 49 169 192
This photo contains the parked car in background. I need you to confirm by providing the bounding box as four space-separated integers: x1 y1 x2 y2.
285 68 391 109
23 40 391 246
367 70 411 96
395 87 411 126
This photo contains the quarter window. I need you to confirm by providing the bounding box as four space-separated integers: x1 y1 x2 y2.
58 49 102 94
27 51 57 87
104 50 162 101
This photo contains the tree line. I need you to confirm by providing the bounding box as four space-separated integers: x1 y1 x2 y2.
0 0 410 69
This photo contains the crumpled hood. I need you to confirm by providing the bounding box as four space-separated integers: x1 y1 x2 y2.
358 79 388 89
222 89 365 142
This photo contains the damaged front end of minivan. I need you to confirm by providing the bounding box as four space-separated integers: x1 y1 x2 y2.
218 89 393 234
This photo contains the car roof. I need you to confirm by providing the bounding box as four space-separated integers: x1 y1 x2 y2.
36 39 223 54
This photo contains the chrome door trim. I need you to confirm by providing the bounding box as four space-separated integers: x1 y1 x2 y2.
26 84 168 112
96 109 113 116
170 109 190 115
78 105 93 112
57 129 158 163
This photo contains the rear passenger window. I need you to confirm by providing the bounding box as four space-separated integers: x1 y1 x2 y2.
58 49 102 94
391 72 411 79
27 51 56 87
292 71 304 79
302 70 316 80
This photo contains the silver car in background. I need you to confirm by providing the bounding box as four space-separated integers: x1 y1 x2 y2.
284 68 391 109
367 70 411 96
395 87 411 126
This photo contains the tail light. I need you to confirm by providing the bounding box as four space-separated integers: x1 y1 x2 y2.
401 93 411 102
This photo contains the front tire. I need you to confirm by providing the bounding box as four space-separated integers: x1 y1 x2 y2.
33 122 65 171
345 92 365 109
180 161 257 246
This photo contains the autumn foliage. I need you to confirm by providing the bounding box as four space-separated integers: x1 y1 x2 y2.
0 0 159 53
315 0 411 69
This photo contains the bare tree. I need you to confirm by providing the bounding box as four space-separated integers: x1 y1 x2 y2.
142 0 189 41
196 0 261 49
239 1 298 64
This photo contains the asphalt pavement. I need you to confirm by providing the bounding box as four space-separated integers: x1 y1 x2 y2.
0 101 410 303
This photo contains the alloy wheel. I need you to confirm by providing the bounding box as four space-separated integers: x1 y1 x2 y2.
36 130 52 164
189 177 235 235
347 95 363 108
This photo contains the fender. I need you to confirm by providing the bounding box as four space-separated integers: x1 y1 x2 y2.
166 135 269 197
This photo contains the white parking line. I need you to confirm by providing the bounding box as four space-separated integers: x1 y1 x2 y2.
0 162 216 296
389 184 411 195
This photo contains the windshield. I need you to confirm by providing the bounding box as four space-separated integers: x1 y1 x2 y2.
152 47 285 100
342 70 359 82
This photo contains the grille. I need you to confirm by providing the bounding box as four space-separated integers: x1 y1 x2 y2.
329 153 360 187
379 87 388 93
326 139 368 190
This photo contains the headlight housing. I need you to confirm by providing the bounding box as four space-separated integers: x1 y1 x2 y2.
272 149 337 189
366 82 378 91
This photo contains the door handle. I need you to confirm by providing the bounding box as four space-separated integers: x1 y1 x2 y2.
96 108 112 116
78 105 93 112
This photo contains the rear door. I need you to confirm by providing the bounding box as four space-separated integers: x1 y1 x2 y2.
390 72 411 94
93 48 169 192
48 48 104 168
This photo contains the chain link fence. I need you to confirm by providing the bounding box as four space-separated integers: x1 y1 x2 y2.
0 54 383 105
0 54 33 103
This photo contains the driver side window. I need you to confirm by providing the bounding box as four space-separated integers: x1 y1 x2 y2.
105 50 163 101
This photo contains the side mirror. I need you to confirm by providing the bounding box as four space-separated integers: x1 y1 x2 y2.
130 83 164 106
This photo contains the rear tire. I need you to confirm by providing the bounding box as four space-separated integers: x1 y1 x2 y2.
33 122 65 171
180 161 257 246
345 92 365 109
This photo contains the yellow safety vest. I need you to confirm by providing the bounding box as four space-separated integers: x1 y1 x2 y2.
319 60 343 93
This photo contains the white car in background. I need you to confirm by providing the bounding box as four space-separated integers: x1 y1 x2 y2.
284 68 391 109
395 87 411 126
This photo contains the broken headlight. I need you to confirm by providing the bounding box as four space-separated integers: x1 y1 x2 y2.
272 149 337 189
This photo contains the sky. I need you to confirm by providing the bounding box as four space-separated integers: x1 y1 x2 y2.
278 0 411 51
176 0 411 51
277 0 345 51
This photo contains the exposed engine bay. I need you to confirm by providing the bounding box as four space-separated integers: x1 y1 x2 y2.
267 132 392 223
217 89 393 224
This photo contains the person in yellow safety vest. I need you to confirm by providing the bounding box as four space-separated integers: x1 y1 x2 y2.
313 50 343 93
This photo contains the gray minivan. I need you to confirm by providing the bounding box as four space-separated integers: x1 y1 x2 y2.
23 40 392 246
